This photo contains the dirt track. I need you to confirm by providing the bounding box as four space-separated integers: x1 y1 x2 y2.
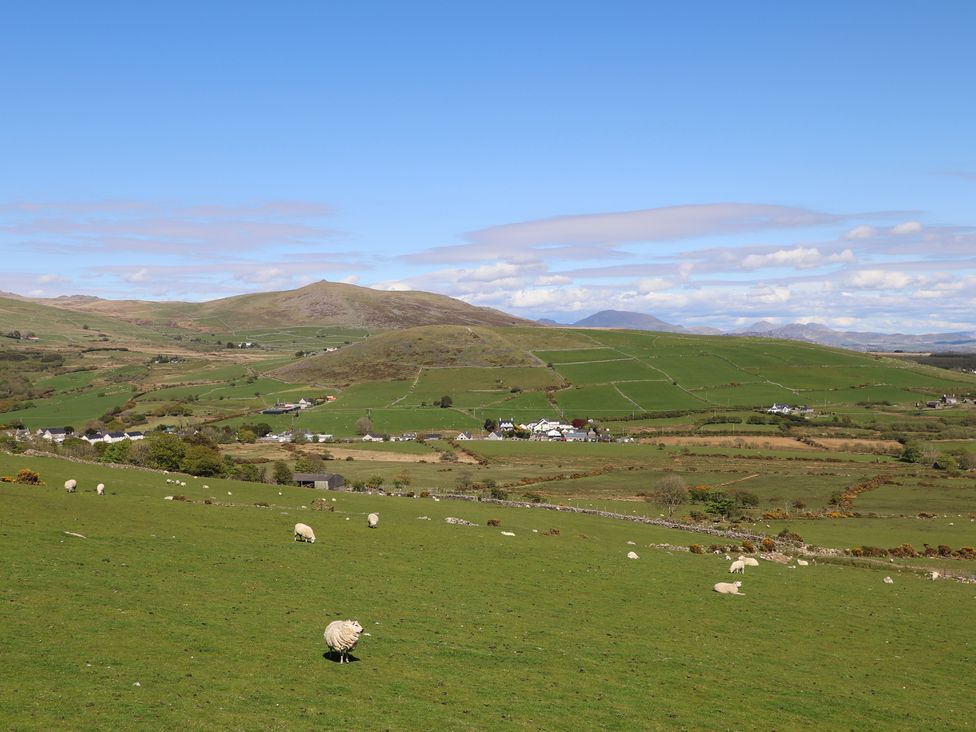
222 443 480 464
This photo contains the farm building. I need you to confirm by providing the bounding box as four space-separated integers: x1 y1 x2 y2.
293 472 346 490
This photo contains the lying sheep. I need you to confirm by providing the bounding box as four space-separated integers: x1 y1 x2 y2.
796 559 809 566
367 513 379 529
929 571 940 580
713 581 744 595
883 576 894 584
729 560 745 574
324 619 363 663
294 523 316 543
64 479 77 493
739 556 760 567
627 551 640 560
96 483 105 496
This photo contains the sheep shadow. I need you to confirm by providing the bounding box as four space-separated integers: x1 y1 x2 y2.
322 651 360 664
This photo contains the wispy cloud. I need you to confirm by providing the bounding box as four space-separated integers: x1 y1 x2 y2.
0 199 341 257
403 202 890 265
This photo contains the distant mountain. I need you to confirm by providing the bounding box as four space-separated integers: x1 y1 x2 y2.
570 310 687 332
738 322 976 352
29 281 536 331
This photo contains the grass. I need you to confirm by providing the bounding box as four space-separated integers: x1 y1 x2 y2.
1 452 975 730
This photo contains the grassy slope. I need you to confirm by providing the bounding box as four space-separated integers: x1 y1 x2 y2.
37 281 534 331
1 453 974 730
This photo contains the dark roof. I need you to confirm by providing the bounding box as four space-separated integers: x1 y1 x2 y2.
293 472 344 481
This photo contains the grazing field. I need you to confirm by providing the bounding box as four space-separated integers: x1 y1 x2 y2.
1 453 974 730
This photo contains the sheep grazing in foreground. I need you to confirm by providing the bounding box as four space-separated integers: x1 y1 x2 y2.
883 576 894 584
324 619 363 663
796 559 809 566
367 513 379 529
627 551 640 560
294 523 316 543
713 581 744 595
729 560 746 574
739 556 760 567
96 483 105 496
64 479 77 493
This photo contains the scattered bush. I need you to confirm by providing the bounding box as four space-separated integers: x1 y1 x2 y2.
14 468 42 485
760 537 776 552
689 544 704 554
542 528 560 536
741 539 755 553
419 490 431 498
777 528 804 543
487 519 501 527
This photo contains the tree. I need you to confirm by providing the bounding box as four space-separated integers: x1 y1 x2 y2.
355 416 373 436
455 469 474 492
272 461 293 485
652 474 688 516
483 418 497 433
439 395 453 408
100 438 133 464
294 453 325 473
705 494 736 519
366 474 384 490
180 444 225 477
900 443 924 463
236 428 257 444
143 433 186 471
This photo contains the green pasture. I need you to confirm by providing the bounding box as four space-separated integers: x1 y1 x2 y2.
2 452 974 730
533 347 623 364
35 369 99 393
3 384 135 429
550 359 665 385
554 384 639 414
763 517 976 553
615 380 709 410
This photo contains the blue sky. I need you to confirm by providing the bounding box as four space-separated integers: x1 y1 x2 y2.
1 1 974 332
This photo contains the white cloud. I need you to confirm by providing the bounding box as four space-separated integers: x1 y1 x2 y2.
339 274 360 284
124 268 150 283
637 277 673 292
891 221 922 235
844 225 877 240
37 273 67 284
747 285 792 304
740 246 855 270
849 269 912 289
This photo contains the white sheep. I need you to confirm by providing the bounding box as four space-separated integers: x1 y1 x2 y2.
367 513 379 529
294 523 316 543
96 483 105 496
739 556 760 567
64 479 77 493
500 531 515 536
883 576 893 584
324 619 363 663
796 559 809 566
929 570 940 580
713 581 744 595
729 560 745 574
627 551 640 559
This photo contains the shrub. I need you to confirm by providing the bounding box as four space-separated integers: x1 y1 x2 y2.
489 487 509 500
487 519 501 527
938 544 953 557
888 543 918 558
859 546 888 557
760 537 776 552
957 546 976 559
741 539 755 553
542 528 560 536
777 528 804 543
419 490 431 498
689 544 704 554
14 468 42 485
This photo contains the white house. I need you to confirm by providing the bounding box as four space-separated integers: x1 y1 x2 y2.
362 433 385 443
456 431 472 440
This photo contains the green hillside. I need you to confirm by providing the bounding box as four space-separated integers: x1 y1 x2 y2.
34 280 534 331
